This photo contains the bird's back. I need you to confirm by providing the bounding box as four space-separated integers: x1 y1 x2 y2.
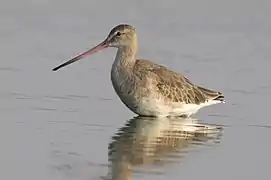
133 59 224 105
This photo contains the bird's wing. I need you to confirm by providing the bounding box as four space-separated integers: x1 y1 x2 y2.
135 59 224 104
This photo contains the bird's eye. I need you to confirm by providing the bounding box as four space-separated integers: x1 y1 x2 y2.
116 32 121 36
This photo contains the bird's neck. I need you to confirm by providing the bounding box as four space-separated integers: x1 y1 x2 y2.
112 45 137 73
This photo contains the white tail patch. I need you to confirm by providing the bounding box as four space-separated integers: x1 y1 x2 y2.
167 99 223 117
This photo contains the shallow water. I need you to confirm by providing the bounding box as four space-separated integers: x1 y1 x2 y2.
1 0 271 180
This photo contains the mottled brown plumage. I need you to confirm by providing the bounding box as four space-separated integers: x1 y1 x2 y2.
133 59 224 105
53 24 225 117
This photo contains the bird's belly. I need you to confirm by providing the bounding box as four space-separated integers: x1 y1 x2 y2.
111 82 201 117
135 98 172 117
135 98 202 117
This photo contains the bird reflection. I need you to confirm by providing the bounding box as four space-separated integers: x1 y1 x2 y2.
105 116 223 180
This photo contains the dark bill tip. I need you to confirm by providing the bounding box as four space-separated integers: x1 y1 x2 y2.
52 40 108 71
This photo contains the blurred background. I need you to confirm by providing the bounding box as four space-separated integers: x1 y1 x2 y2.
0 0 271 180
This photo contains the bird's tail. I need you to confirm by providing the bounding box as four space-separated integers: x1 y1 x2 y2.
197 86 225 103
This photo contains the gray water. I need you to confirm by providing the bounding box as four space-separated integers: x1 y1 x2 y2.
1 0 271 179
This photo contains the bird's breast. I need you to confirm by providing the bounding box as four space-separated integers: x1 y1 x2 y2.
111 67 134 95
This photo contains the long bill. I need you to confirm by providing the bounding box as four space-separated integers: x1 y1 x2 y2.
52 40 108 71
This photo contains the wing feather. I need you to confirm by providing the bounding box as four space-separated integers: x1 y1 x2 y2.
134 59 224 104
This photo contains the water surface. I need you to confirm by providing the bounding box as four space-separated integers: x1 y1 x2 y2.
1 0 271 179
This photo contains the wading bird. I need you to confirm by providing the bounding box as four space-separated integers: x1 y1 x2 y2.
53 24 224 117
